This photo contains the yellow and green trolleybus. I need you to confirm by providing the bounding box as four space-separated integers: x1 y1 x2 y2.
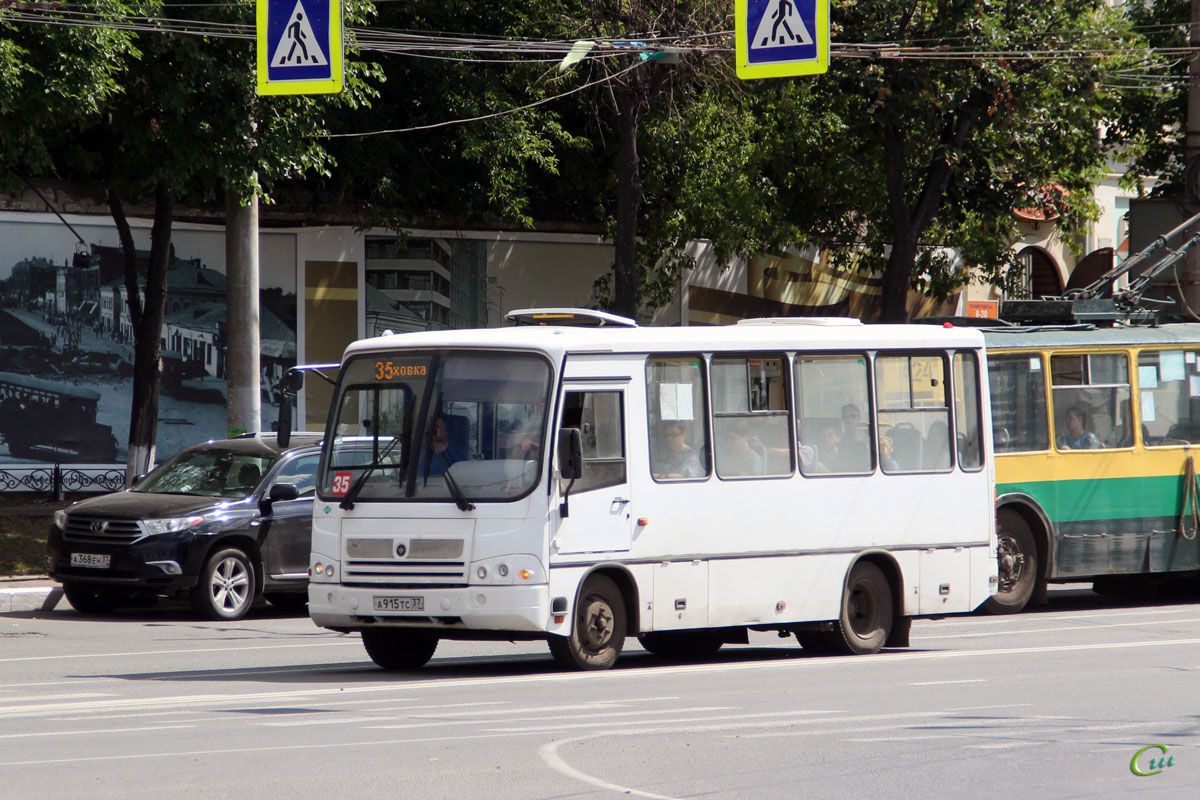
983 323 1200 611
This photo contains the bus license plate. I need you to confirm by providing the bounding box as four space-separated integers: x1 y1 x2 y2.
373 596 424 612
70 553 111 569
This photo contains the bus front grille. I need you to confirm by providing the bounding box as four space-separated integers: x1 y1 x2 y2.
343 559 467 585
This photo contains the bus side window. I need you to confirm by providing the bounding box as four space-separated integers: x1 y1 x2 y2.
646 356 712 481
560 391 626 493
794 354 872 475
876 353 951 473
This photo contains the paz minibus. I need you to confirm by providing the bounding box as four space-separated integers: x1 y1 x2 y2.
307 310 997 670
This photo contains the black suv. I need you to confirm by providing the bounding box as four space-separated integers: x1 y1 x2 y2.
47 433 322 620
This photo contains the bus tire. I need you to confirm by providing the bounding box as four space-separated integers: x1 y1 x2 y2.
638 630 723 660
549 574 626 670
826 561 892 655
361 629 439 670
62 583 122 614
982 508 1037 614
190 547 256 620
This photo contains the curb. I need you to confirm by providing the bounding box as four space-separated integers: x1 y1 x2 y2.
0 584 63 614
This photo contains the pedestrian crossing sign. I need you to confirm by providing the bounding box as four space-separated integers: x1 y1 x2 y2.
256 0 343 95
735 0 829 80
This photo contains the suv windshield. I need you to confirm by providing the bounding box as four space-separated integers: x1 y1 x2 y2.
320 350 552 503
134 448 276 498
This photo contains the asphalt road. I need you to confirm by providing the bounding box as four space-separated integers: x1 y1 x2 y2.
2 589 1198 799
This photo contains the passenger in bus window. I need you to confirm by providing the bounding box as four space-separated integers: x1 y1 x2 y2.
718 420 764 476
840 404 866 443
1058 406 1101 450
818 423 840 467
879 435 900 471
652 420 702 479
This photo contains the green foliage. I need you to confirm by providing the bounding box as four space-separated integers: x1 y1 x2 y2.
0 0 145 183
1114 0 1188 196
759 0 1153 316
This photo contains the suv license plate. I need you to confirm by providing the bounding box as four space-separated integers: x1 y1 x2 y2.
70 553 111 569
373 595 424 612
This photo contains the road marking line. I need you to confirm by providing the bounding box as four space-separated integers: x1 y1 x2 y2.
3 637 1199 723
918 616 1200 640
0 724 194 740
541 736 679 800
0 640 361 664
909 679 986 686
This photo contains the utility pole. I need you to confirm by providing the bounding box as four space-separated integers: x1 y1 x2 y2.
225 189 261 436
1184 0 1200 313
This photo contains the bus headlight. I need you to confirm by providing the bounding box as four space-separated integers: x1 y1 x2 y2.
310 558 339 582
469 555 545 585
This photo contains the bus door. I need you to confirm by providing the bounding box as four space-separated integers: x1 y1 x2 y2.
554 384 633 554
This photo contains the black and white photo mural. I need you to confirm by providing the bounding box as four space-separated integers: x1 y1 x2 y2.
0 212 297 466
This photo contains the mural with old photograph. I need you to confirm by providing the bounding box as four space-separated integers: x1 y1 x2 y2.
0 213 297 466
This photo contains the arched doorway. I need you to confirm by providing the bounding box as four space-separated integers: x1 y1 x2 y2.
1016 246 1063 299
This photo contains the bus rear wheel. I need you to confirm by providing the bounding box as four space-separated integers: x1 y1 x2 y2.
549 574 626 670
361 629 439 670
826 561 893 655
982 509 1037 614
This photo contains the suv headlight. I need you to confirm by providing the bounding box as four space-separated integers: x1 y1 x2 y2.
53 510 68 529
141 516 205 536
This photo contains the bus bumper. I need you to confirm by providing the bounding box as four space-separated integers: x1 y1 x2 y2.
308 584 549 634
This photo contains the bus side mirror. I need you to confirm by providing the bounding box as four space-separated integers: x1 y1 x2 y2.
275 370 304 447
558 428 583 480
283 370 305 395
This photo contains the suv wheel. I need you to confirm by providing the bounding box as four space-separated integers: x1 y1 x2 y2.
191 547 256 620
62 583 122 614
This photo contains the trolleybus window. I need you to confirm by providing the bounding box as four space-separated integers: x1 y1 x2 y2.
1050 353 1132 450
1138 349 1200 445
647 357 711 481
987 354 1049 453
875 354 951 472
794 354 871 475
712 356 791 478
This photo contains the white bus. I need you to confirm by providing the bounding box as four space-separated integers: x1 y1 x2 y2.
307 309 997 670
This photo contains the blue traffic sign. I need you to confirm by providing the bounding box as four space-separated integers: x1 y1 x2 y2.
735 0 829 80
256 0 343 95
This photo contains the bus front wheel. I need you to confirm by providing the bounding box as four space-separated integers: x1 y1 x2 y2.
549 574 626 670
982 509 1038 614
826 561 893 655
361 629 439 670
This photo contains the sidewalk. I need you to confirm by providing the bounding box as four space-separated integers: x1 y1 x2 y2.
0 575 63 613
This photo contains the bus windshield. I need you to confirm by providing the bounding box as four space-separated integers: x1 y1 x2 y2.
319 350 552 503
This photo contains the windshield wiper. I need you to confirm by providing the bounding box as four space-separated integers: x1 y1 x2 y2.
442 467 475 512
338 435 404 510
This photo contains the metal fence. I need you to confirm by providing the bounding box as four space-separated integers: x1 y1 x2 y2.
0 465 125 498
